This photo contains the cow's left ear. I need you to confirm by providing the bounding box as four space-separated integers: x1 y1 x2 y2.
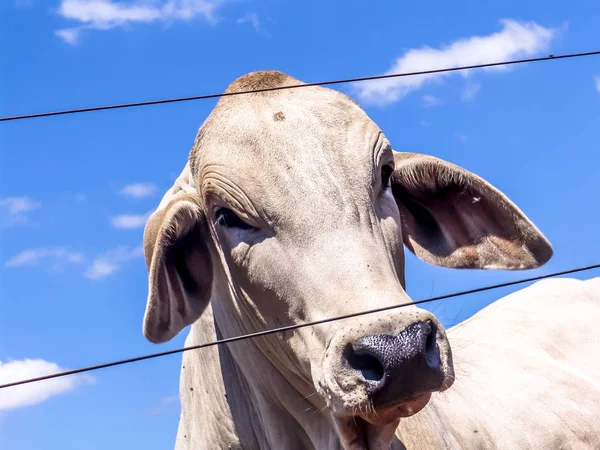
390 151 553 270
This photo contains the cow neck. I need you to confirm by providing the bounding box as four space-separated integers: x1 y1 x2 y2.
211 293 341 449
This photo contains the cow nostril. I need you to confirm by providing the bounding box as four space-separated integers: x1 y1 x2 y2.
343 344 385 382
424 321 440 367
425 321 436 353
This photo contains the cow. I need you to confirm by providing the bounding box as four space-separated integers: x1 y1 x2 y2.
141 70 599 449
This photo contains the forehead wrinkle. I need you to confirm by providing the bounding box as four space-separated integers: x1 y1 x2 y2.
200 163 261 219
373 132 392 171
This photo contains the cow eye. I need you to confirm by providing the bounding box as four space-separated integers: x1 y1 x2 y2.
215 208 254 230
381 164 394 188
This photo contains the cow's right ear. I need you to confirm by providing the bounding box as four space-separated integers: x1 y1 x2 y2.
142 163 213 344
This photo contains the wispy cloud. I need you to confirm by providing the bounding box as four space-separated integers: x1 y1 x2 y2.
119 182 157 199
0 196 41 226
111 212 151 229
420 120 431 128
144 394 179 415
5 247 84 269
0 359 94 411
237 12 266 35
462 82 481 101
56 0 224 44
0 196 40 215
595 75 600 93
84 245 143 280
422 95 442 108
55 28 81 44
352 19 556 106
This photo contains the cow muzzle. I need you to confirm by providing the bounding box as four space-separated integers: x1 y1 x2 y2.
314 309 454 448
344 320 444 411
317 309 454 425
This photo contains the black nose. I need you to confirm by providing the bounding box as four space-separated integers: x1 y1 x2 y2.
343 321 444 407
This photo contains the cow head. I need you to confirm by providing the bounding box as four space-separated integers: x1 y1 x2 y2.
141 71 552 448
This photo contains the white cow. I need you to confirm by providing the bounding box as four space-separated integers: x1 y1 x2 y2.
141 70 599 449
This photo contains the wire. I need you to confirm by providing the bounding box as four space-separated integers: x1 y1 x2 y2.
2 50 600 123
1 263 599 390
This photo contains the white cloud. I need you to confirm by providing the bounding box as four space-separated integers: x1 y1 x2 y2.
353 19 556 106
85 260 117 279
59 0 161 25
111 212 151 229
119 182 157 199
422 94 441 108
595 75 600 93
0 196 39 215
5 247 84 269
55 0 223 43
84 245 143 279
237 12 261 33
55 28 81 45
0 196 40 225
462 82 481 101
0 359 94 411
5 244 142 279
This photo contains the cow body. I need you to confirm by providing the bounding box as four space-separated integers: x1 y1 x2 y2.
394 276 600 450
140 70 597 449
174 277 600 450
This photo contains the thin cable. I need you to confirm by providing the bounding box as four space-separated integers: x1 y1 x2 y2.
2 263 599 390
2 50 600 123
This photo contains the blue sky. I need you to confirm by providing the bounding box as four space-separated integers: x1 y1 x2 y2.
1 1 600 448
